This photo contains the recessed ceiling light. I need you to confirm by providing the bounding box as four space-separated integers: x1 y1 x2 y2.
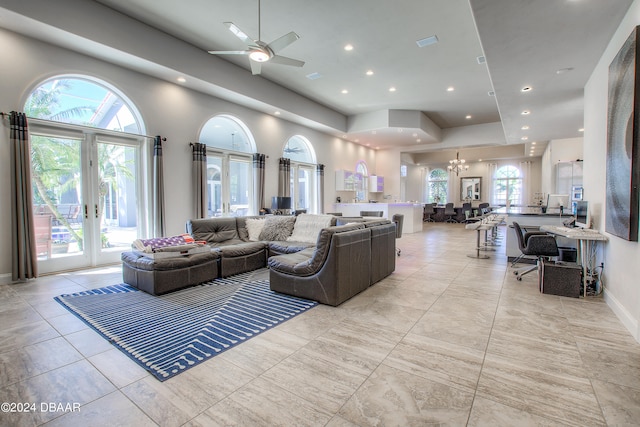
478 159 483 162
466 115 472 119
416 35 439 48
366 143 371 147
366 70 374 76
521 86 532 92
341 89 348 94
344 44 354 51
416 139 421 143
274 111 280 115
578 128 584 132
389 87 396 92
521 125 530 130
532 141 536 145
521 136 529 141
412 133 418 137
447 86 455 92
176 77 186 83
521 110 531 115
354 139 359 142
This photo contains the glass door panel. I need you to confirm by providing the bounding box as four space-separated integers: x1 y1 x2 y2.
207 155 223 217
31 135 89 273
95 140 140 263
229 157 250 216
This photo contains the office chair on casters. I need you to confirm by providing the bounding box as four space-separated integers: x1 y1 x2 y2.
392 214 404 256
512 222 559 281
444 203 458 223
423 204 435 222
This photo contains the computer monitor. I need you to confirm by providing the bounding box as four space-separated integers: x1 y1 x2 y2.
574 200 590 228
546 194 570 214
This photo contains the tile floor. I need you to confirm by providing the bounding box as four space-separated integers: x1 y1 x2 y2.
1 223 639 426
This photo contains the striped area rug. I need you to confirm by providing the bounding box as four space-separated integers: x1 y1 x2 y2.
54 270 317 381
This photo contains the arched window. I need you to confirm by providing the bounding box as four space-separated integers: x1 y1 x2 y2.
25 76 144 133
24 75 147 273
200 115 256 216
427 169 448 203
283 135 317 213
493 165 522 206
355 161 369 202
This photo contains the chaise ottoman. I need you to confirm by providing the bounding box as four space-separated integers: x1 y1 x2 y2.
121 250 220 295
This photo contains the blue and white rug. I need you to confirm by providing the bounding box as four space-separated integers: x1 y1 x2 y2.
54 271 317 381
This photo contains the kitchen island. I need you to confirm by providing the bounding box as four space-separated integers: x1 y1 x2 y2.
332 203 423 234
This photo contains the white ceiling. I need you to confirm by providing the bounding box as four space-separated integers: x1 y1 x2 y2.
0 0 634 159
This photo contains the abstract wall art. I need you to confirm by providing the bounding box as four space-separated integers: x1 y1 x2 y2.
606 25 640 241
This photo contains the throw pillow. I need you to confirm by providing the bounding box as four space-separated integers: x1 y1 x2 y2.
259 216 296 241
287 214 334 243
245 218 266 241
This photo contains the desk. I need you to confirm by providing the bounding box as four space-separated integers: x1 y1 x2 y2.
540 226 608 297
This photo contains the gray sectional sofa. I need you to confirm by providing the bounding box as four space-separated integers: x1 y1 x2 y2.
121 214 396 306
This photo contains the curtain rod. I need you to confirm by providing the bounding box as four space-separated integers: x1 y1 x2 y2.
189 142 269 158
1 112 164 141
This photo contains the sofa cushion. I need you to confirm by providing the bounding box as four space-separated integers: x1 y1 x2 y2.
268 240 315 256
217 241 266 258
259 216 296 241
187 217 239 243
286 213 334 243
245 218 266 241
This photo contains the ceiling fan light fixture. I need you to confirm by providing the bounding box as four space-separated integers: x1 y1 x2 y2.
249 50 270 62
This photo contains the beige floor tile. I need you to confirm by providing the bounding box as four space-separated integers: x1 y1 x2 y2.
88 348 150 388
191 377 332 426
576 336 640 389
384 332 485 392
43 391 157 427
467 396 566 427
0 337 83 389
261 346 368 413
338 364 475 426
591 379 640 426
0 360 115 425
476 354 605 426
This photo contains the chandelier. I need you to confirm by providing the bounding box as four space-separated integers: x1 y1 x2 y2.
448 151 469 175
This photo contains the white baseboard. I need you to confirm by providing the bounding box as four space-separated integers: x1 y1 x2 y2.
604 288 640 343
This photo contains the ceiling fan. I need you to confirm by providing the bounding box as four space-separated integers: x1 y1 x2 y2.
207 0 305 75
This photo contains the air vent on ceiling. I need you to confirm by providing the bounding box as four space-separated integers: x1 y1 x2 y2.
476 55 486 64
306 72 322 80
416 35 439 48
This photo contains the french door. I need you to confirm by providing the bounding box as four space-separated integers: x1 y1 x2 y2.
30 126 146 274
207 152 252 216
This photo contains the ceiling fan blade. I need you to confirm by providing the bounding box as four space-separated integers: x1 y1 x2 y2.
250 60 262 75
224 22 256 47
270 55 305 67
208 50 249 55
267 31 300 53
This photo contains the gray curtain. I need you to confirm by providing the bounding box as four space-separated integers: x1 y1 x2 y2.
316 163 325 213
253 153 266 212
192 142 207 218
152 136 166 236
278 157 291 197
10 112 38 280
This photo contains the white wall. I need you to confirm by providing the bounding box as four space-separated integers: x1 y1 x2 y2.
584 0 640 341
0 27 376 282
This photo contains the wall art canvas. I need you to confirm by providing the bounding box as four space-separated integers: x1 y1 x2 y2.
606 25 640 241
